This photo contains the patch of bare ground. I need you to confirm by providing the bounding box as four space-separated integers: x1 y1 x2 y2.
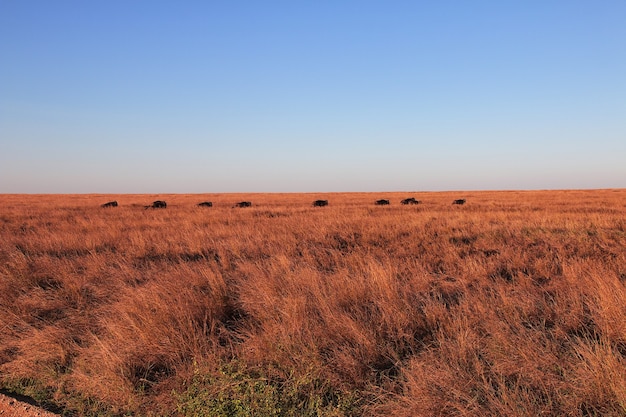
0 392 60 417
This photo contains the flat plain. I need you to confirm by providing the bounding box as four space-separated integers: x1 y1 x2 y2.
1 190 625 416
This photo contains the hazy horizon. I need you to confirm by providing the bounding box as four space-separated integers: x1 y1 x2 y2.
2 2 625 193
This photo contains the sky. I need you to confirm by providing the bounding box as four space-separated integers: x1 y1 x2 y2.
1 1 625 193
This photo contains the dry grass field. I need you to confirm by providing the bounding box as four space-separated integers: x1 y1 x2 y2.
1 190 625 416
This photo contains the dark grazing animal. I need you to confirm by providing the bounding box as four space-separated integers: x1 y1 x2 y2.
234 201 252 208
146 200 167 209
312 200 329 207
375 199 390 205
401 198 420 205
101 201 118 208
452 199 466 205
197 202 213 207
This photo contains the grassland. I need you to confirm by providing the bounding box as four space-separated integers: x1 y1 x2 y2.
1 190 625 416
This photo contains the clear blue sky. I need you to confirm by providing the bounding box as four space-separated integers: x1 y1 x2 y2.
1 1 624 193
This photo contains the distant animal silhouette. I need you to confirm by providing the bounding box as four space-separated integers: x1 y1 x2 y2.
375 199 390 205
197 202 213 207
101 201 118 208
401 198 420 205
452 199 466 205
234 201 252 208
146 200 167 209
312 200 329 207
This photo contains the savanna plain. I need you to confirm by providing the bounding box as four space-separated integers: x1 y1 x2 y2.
0 190 625 417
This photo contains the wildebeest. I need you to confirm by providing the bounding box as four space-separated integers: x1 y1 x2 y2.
101 201 118 208
401 197 420 205
452 199 466 205
312 200 328 207
197 202 213 207
375 199 390 205
146 200 167 209
234 201 252 208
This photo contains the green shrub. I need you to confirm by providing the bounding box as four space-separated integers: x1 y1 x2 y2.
175 361 359 417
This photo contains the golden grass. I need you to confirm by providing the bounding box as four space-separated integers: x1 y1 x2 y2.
1 190 625 416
